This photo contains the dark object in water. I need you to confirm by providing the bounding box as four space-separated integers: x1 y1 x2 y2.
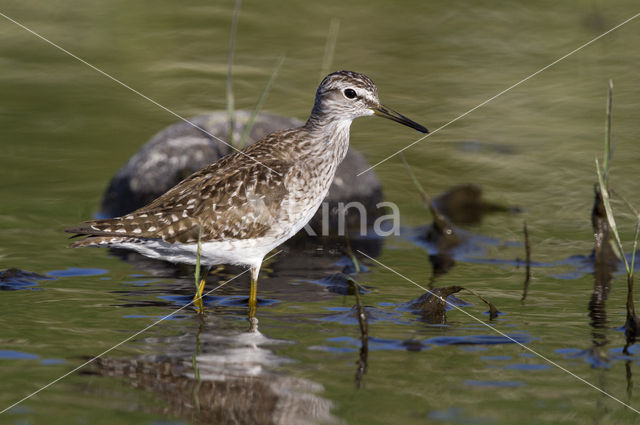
590 183 640 358
0 268 51 290
407 285 499 324
408 286 464 324
591 184 619 281
99 110 384 234
589 184 618 356
402 156 518 282
418 188 462 282
432 184 519 225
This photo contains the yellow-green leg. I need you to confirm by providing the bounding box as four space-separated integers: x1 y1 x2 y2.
195 267 210 300
195 265 224 299
193 225 208 313
193 267 210 312
248 264 260 331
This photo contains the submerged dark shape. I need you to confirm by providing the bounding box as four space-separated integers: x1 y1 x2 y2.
420 184 519 276
402 158 519 284
0 268 52 290
623 270 640 356
419 198 472 284
100 110 384 234
406 286 499 324
590 183 640 360
432 184 519 225
589 184 617 360
407 173 462 282
591 185 619 284
408 286 465 324
402 339 426 352
312 272 369 296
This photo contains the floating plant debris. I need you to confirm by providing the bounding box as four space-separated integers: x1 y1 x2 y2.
406 286 500 324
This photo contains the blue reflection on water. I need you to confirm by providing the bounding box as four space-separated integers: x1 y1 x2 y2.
428 407 489 424
465 379 524 388
312 332 532 354
48 267 108 277
503 363 552 371
0 350 39 360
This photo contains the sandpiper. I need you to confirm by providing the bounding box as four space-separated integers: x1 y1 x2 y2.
66 70 428 318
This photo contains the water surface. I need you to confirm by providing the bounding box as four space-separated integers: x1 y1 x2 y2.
2 1 640 424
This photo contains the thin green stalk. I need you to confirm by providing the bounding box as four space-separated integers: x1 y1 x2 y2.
596 158 629 273
320 18 340 79
226 0 242 148
238 55 286 148
399 152 431 205
613 190 640 277
461 287 499 319
630 222 640 282
195 225 203 292
344 234 361 274
614 190 640 219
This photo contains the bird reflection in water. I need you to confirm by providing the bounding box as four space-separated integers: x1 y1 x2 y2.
88 316 337 425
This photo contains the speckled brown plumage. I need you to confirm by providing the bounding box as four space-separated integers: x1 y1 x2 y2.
68 130 299 245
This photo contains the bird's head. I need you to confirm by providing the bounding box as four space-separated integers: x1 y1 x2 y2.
311 70 428 133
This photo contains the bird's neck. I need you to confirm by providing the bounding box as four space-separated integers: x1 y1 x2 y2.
301 115 352 166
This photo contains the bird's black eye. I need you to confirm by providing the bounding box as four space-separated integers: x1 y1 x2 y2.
344 88 357 99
